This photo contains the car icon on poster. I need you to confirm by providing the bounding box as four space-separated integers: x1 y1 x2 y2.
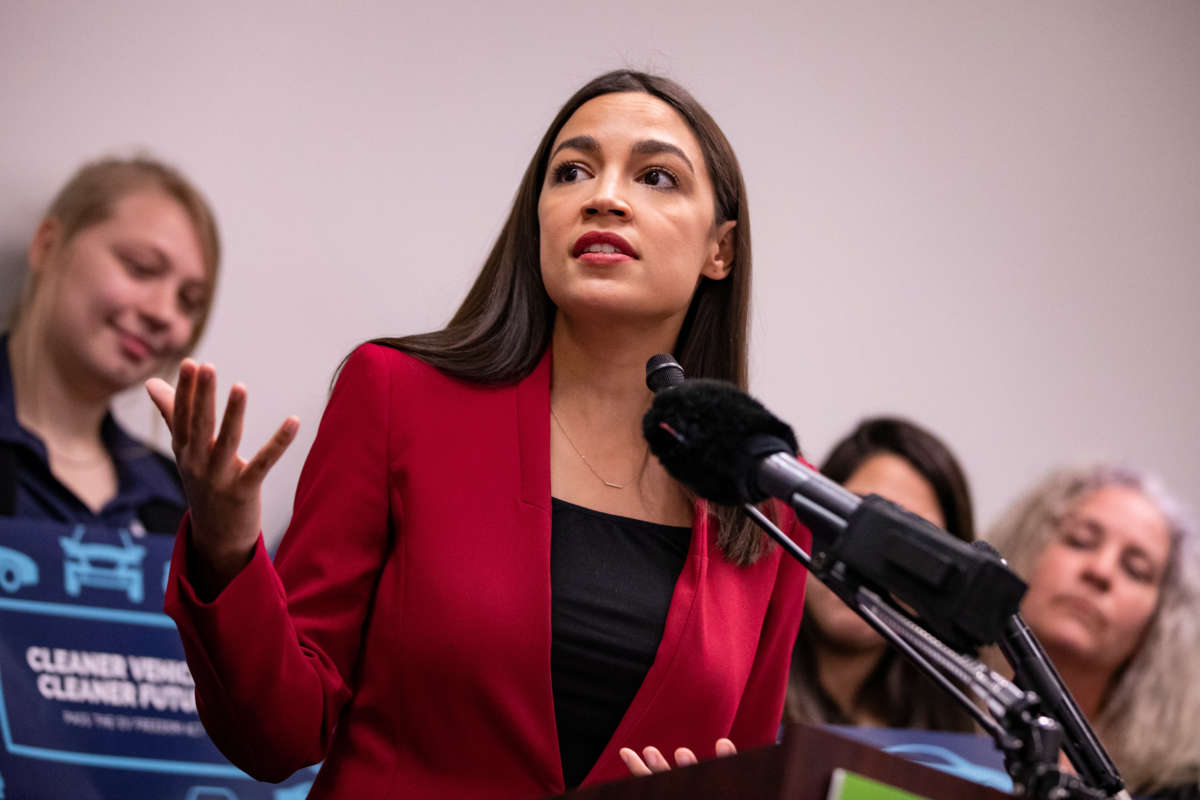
183 787 239 800
0 545 39 593
60 525 146 603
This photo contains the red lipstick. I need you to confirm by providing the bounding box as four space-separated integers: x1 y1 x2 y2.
571 231 638 263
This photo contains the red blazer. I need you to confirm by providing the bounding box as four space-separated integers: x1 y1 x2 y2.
165 344 810 799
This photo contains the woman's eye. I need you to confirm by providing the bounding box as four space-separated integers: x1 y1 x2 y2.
552 162 588 184
178 292 205 316
1122 554 1160 585
1059 526 1097 549
118 252 157 277
640 168 678 189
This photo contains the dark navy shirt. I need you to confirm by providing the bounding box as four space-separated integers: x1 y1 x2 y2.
0 335 185 534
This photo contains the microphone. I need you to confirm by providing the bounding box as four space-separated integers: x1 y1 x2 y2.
643 377 798 505
645 353 685 393
642 378 1026 651
642 377 849 514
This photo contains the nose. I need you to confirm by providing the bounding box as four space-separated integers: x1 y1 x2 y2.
1081 546 1119 592
138 281 175 330
583 171 632 219
137 281 194 350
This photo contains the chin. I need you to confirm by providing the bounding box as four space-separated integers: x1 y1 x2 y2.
92 357 162 395
1038 628 1101 667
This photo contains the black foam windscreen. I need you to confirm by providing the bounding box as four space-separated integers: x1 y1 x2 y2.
642 379 798 505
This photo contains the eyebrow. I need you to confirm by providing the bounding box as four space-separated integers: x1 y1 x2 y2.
550 135 695 174
632 139 694 173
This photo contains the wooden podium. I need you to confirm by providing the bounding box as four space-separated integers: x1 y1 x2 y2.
555 724 1016 799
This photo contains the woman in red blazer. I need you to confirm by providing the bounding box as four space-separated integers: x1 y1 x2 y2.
148 70 810 799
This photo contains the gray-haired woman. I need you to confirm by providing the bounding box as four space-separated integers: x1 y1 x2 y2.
987 463 1200 799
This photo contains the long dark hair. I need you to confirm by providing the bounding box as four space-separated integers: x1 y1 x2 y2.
370 69 751 388
821 417 975 542
787 417 979 731
368 70 765 564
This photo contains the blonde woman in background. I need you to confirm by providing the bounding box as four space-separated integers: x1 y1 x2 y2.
987 463 1200 799
1 156 219 533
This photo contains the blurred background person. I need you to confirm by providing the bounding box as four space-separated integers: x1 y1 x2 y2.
987 463 1200 799
1 156 219 533
786 416 978 732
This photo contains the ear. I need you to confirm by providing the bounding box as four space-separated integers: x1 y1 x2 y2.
700 219 736 281
27 217 63 273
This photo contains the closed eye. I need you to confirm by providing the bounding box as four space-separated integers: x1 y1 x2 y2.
1058 515 1102 549
115 245 166 278
119 253 158 277
1061 528 1099 549
178 287 207 316
1121 550 1162 585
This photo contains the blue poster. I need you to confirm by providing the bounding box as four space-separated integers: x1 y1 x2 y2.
826 725 1013 793
0 519 315 799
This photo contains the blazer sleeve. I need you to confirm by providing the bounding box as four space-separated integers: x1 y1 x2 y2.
726 510 809 747
164 344 397 782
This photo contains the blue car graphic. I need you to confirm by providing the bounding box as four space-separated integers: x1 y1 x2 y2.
273 782 313 800
0 545 39 593
183 787 239 800
60 526 146 604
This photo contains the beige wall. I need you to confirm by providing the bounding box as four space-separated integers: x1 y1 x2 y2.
3 1 1197 545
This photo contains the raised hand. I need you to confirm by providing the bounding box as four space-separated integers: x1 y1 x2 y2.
147 359 299 598
619 737 737 777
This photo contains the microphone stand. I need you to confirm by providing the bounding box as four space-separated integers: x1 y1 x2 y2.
740 504 1115 800
969 540 1129 800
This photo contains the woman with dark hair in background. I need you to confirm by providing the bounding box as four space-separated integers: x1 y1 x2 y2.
147 71 809 798
988 463 1200 799
2 156 219 534
786 416 978 732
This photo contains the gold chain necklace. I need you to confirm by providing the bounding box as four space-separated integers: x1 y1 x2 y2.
550 406 644 490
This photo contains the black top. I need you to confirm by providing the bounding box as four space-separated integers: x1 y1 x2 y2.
0 334 185 533
549 497 692 788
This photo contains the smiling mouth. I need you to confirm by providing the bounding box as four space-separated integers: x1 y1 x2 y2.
114 328 156 362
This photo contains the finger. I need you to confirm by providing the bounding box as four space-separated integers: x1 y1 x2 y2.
240 416 300 487
715 738 737 757
673 747 698 767
145 379 176 430
641 746 671 773
210 383 247 468
188 363 217 454
173 360 198 448
619 747 652 777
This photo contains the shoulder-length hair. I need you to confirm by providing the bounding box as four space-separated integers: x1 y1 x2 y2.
787 417 979 732
371 70 764 564
986 463 1200 794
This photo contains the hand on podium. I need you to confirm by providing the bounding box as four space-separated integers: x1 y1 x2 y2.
619 738 737 776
